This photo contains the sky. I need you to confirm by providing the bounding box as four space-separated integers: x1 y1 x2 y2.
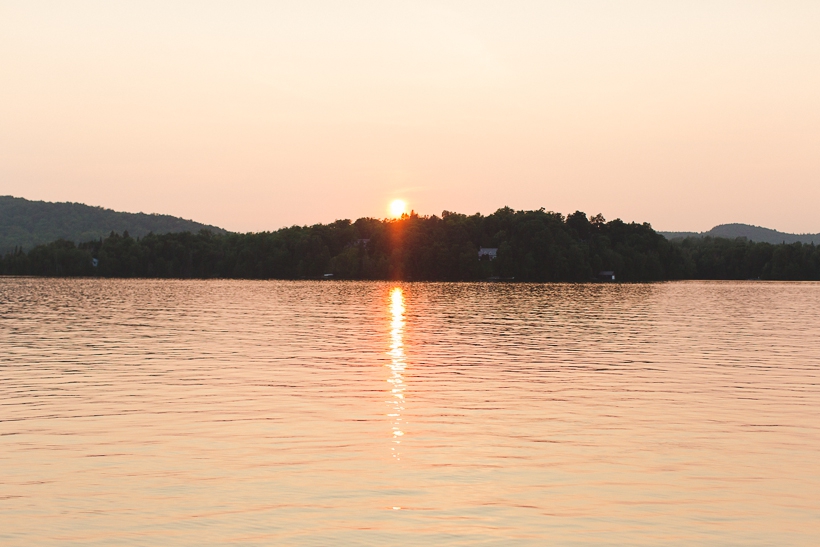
1 1 819 233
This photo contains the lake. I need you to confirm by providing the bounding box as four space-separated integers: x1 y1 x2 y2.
1 279 819 546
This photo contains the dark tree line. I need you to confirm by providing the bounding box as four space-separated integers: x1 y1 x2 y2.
2 208 818 281
672 236 820 280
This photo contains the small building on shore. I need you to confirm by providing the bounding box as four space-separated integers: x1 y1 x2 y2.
598 271 615 281
478 247 498 260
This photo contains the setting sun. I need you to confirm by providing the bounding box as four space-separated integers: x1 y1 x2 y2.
389 200 407 218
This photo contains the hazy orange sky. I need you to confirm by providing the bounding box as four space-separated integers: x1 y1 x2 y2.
2 1 819 233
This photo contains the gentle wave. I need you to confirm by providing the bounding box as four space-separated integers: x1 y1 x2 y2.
1 279 818 546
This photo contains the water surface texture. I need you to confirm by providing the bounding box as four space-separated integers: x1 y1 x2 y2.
1 279 819 546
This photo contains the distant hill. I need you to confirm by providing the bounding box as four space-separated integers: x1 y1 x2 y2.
0 196 226 254
661 223 820 245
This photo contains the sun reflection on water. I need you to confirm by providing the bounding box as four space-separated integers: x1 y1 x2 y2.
387 287 406 459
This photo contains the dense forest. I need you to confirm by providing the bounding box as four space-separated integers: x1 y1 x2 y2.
0 195 225 254
2 208 819 281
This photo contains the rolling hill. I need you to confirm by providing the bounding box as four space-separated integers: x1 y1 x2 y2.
0 196 226 254
660 223 820 245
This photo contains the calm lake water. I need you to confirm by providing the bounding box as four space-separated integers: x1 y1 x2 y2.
1 279 819 546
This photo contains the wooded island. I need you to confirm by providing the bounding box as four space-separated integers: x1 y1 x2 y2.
2 208 818 281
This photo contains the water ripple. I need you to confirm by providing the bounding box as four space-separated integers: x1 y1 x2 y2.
0 279 819 546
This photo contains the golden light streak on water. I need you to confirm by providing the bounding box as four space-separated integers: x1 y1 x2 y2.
387 287 406 460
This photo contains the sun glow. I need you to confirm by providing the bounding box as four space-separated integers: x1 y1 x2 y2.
389 199 407 218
